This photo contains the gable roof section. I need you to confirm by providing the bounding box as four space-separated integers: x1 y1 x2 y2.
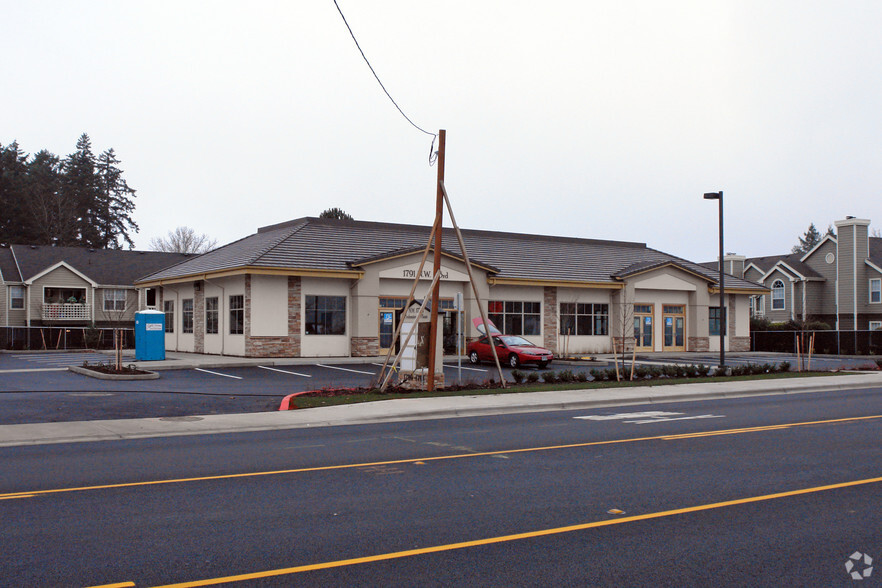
10 245 189 285
25 260 98 287
800 234 836 262
137 217 767 290
350 246 500 274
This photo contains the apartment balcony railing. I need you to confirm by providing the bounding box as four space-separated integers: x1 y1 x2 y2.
41 303 91 322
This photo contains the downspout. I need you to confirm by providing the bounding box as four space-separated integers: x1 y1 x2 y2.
201 277 225 356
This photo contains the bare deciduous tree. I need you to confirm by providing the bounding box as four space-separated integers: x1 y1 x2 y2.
148 226 217 254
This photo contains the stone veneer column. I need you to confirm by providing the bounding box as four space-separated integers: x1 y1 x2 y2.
543 286 558 354
194 281 204 354
729 293 750 351
244 275 302 358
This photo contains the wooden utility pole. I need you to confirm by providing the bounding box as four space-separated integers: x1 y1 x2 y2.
427 129 446 391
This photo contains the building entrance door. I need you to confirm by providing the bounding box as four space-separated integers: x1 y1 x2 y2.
633 304 653 351
662 305 685 351
378 297 408 354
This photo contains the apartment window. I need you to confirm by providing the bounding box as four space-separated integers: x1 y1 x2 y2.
750 296 764 316
771 280 785 310
488 300 540 336
870 279 881 304
205 297 219 334
870 321 882 331
559 303 609 336
9 286 24 310
103 289 127 312
230 295 244 335
182 298 194 334
305 295 346 335
163 300 174 333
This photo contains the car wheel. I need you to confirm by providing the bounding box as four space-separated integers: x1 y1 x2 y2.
509 354 520 368
469 351 480 364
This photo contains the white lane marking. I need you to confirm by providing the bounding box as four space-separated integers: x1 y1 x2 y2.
626 415 726 424
258 366 312 378
316 363 375 375
574 411 725 425
0 368 68 373
195 368 242 380
575 411 683 421
442 364 487 372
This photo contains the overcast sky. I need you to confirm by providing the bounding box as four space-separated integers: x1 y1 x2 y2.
3 1 880 261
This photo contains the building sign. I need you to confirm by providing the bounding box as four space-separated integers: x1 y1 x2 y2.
379 263 469 282
145 323 163 331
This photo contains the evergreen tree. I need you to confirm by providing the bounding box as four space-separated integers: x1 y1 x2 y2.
792 222 829 254
24 150 66 245
95 148 138 249
0 141 30 243
61 133 102 247
319 207 353 220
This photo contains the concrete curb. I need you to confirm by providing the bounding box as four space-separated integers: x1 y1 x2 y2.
0 373 879 447
68 365 160 381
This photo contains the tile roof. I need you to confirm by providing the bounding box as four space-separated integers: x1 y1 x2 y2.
6 245 190 285
138 217 765 291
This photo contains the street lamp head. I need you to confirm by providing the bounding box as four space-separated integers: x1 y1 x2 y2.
703 192 722 200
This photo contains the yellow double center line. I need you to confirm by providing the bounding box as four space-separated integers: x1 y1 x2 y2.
2 414 880 502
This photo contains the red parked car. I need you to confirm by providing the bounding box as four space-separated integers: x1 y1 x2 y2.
467 335 554 369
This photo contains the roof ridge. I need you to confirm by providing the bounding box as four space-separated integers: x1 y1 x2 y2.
251 220 310 265
297 216 647 249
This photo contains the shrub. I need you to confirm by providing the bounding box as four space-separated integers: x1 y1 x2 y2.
761 363 774 374
634 365 649 379
696 364 710 377
558 369 575 383
713 366 728 377
778 361 791 372
526 371 540 383
589 369 601 381
510 369 525 384
540 370 558 383
575 371 589 382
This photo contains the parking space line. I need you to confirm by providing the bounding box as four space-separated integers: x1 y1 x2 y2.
442 364 487 372
258 366 312 378
316 364 375 375
194 368 243 380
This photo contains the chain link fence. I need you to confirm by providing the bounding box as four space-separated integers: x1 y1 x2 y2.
0 326 134 351
751 329 882 356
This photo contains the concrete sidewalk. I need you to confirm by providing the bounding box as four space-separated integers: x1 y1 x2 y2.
1 372 880 448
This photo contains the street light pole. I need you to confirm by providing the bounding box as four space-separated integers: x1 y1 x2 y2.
704 191 725 368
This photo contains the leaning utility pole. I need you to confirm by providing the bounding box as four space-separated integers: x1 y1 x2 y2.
427 129 446 391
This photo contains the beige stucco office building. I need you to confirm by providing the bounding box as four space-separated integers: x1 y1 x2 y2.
134 217 766 359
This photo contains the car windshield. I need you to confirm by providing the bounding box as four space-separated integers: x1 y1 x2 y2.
498 335 533 347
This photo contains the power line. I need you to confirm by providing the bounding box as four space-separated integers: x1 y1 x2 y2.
332 0 438 163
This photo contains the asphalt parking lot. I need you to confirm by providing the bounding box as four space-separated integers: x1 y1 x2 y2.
0 351 875 425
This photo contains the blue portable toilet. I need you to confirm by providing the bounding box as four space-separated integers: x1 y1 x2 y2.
135 310 166 361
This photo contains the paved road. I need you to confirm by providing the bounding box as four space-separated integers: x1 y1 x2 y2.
1 389 879 586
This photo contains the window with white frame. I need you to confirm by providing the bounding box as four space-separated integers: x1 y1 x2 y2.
9 285 24 309
870 278 881 304
750 295 764 316
870 321 882 331
205 297 219 334
103 289 127 312
182 299 194 333
229 295 244 335
163 300 174 333
771 280 785 310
